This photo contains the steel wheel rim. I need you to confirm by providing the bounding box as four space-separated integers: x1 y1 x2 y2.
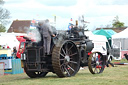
60 41 79 76
52 41 80 77
88 52 105 74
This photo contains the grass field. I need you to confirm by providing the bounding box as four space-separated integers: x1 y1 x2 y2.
0 61 128 85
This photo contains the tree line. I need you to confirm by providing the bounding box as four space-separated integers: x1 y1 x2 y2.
0 0 10 32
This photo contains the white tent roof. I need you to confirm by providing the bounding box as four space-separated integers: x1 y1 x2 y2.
89 35 108 42
0 32 27 36
84 31 108 42
112 28 128 39
0 36 19 50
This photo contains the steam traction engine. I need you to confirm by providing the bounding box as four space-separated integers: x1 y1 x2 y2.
20 25 106 78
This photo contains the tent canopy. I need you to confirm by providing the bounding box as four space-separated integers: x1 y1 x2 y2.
112 28 128 39
93 29 116 39
0 35 19 50
85 31 108 42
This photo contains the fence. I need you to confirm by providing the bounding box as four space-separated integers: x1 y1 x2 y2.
4 59 24 74
0 62 4 76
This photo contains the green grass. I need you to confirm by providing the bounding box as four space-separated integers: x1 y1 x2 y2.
112 58 128 63
0 64 128 85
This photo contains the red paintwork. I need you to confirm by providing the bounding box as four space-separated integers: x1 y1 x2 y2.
16 36 36 58
16 36 26 58
88 52 92 55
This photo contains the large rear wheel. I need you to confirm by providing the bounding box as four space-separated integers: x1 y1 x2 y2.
52 41 80 77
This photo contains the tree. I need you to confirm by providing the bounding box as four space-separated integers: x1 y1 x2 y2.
0 0 4 5
0 24 6 32
0 0 10 32
112 16 124 28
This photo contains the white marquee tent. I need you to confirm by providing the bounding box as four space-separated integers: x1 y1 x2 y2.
0 35 19 50
112 28 128 50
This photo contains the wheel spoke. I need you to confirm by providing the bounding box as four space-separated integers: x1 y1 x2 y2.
91 57 96 66
69 52 77 57
70 58 73 60
62 48 66 56
69 61 78 64
94 66 98 73
60 63 65 67
97 56 101 61
64 66 70 76
65 42 68 55
67 65 75 72
60 59 65 61
68 44 74 52
99 60 103 64
61 65 65 72
91 63 96 67
60 53 65 58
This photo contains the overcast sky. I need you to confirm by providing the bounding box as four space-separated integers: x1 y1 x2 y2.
3 0 128 30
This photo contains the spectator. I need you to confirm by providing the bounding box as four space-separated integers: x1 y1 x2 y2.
19 48 23 53
2 46 5 49
12 47 17 58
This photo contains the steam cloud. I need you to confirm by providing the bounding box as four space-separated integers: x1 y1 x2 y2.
25 20 55 43
27 29 41 43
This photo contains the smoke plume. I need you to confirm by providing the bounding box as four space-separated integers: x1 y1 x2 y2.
27 28 41 43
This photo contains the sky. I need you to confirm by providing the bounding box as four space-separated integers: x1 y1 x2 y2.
3 0 128 30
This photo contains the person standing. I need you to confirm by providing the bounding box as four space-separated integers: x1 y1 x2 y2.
12 47 17 58
40 20 55 55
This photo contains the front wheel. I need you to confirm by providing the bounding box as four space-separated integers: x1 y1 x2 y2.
88 52 105 74
24 66 48 78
